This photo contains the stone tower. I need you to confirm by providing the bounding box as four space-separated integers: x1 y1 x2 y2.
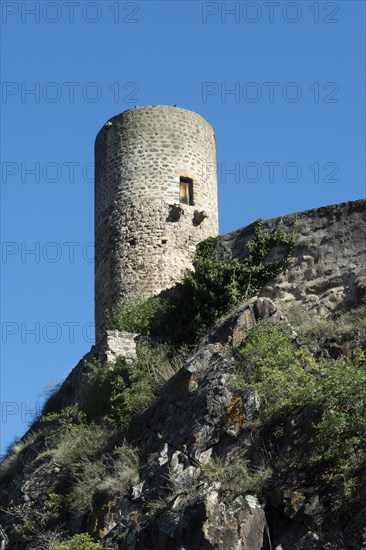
94 105 218 338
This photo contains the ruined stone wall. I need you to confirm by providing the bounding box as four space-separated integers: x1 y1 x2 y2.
219 198 366 315
95 106 218 338
99 330 139 363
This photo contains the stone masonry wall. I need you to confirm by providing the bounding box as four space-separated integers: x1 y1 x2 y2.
219 198 366 315
94 106 218 338
98 330 139 363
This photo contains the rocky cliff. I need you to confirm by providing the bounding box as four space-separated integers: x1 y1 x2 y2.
1 198 365 550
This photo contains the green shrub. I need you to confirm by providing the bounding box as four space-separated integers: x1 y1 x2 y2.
84 343 173 427
53 533 103 549
0 431 42 481
308 351 366 515
10 490 67 543
104 296 162 335
41 404 87 429
144 497 169 519
38 423 109 468
240 218 297 293
236 318 366 517
225 460 272 495
297 313 335 343
68 459 107 514
13 519 38 543
204 457 271 495
204 456 226 482
184 219 296 333
236 321 319 415
42 490 66 524
68 444 139 515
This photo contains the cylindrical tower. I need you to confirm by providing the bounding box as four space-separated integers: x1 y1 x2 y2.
94 105 218 338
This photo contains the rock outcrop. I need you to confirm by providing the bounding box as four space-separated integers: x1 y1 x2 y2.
1 198 365 549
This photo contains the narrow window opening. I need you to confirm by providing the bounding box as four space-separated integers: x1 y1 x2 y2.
179 176 194 206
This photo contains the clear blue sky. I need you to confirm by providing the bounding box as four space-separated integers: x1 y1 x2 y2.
1 0 365 455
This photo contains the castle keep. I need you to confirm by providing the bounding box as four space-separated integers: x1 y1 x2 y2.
94 106 218 338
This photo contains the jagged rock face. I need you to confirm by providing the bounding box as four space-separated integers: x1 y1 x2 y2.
104 337 269 548
1 296 366 548
136 492 267 550
204 296 290 347
220 199 366 314
1 199 366 549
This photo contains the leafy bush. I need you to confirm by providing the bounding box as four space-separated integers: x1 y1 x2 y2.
84 343 174 427
308 351 366 515
42 490 66 523
103 296 162 334
37 422 109 468
41 404 87 429
36 404 139 517
236 322 319 416
53 533 103 549
10 490 68 544
143 497 169 519
0 431 42 481
68 459 108 515
68 444 139 515
152 220 296 345
283 302 366 347
13 519 37 543
236 318 366 516
204 457 271 495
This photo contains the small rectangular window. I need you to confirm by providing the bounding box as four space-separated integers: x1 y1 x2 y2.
179 176 194 206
